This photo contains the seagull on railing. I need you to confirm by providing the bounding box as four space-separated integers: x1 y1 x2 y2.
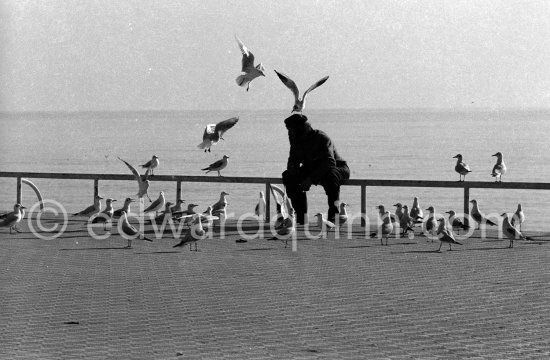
141 155 159 176
491 152 507 182
453 154 472 181
201 155 229 177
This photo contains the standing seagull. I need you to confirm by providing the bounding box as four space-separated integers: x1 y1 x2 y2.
211 191 229 219
501 212 530 248
119 210 153 248
73 195 103 217
274 70 329 113
91 198 117 230
0 204 25 234
511 203 525 231
314 213 335 239
235 35 265 91
370 210 394 246
113 198 135 219
469 199 497 229
143 191 166 217
423 206 438 241
118 157 152 202
445 210 469 234
338 202 349 225
255 191 266 221
436 218 462 251
141 155 159 176
197 117 239 152
410 197 423 223
491 152 507 182
453 154 472 181
173 214 207 251
202 155 229 176
393 203 404 222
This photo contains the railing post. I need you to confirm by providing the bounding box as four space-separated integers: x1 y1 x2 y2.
176 180 182 204
463 186 470 228
361 185 367 227
265 183 271 222
16 177 22 204
94 178 99 199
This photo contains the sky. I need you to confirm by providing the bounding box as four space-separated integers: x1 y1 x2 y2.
1 0 550 112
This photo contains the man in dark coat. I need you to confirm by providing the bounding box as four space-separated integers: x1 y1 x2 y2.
282 113 350 225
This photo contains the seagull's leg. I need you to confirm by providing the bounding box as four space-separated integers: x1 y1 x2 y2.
438 242 442 252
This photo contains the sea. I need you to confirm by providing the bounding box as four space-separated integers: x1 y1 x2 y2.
1 109 549 232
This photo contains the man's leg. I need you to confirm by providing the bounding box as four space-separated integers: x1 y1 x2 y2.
319 165 350 222
282 170 308 224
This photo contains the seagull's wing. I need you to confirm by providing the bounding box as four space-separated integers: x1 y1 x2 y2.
141 159 152 168
144 196 162 212
214 117 239 138
235 35 255 71
207 159 225 169
0 212 18 225
203 124 216 139
302 76 329 99
274 70 300 101
118 157 141 182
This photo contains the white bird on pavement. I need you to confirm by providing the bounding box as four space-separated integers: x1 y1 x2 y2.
202 155 229 176
393 203 404 221
370 210 394 246
501 212 528 248
453 154 472 181
173 203 199 222
73 195 103 217
150 202 174 225
423 206 438 241
511 203 525 231
469 199 497 229
173 214 208 251
274 70 329 113
314 213 335 239
198 117 239 152
410 197 423 223
119 210 153 248
255 191 266 221
118 157 152 202
445 210 469 235
141 155 159 176
377 205 399 225
491 152 507 182
272 207 296 248
91 198 117 230
0 204 25 234
113 198 135 219
170 199 186 214
436 218 462 251
143 191 165 216
235 35 265 91
338 202 349 225
211 191 229 219
400 205 414 235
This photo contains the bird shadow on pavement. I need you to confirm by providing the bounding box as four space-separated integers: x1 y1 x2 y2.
59 246 130 251
133 250 182 254
235 247 278 251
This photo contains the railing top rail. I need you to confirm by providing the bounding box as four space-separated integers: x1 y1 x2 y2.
1 171 550 190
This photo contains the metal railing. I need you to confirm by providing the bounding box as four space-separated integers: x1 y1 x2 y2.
2 171 550 227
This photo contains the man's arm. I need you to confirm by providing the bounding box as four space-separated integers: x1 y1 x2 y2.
307 134 336 184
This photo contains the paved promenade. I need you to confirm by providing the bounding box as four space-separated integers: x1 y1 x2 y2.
1 214 550 359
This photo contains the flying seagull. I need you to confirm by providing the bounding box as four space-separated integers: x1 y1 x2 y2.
197 117 239 152
274 70 329 113
235 35 265 91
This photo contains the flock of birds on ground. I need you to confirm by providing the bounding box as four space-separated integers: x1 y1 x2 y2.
0 35 533 251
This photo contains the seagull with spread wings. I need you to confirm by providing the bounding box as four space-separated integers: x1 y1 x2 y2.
118 157 152 202
274 70 329 113
197 117 239 152
235 35 265 91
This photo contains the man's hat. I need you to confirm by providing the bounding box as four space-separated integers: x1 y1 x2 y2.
284 114 308 129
